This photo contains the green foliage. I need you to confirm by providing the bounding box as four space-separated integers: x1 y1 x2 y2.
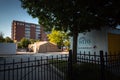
0 38 5 42
29 39 37 44
0 32 13 43
20 0 120 32
4 37 13 43
63 40 70 50
48 29 62 45
0 32 5 42
18 38 39 49
20 38 30 48
20 0 120 61
17 42 22 48
47 29 70 48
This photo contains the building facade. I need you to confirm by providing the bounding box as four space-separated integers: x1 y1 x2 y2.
11 20 47 42
70 27 120 54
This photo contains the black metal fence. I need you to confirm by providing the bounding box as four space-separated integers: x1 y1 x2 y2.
0 55 68 80
68 50 120 80
0 51 120 80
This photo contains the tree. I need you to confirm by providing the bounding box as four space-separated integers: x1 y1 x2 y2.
47 28 69 50
0 32 5 42
48 29 62 47
20 38 30 48
17 42 22 48
5 37 13 43
29 39 37 44
0 32 13 43
64 40 70 51
20 0 120 62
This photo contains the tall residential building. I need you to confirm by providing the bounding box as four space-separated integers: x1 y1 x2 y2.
11 20 47 42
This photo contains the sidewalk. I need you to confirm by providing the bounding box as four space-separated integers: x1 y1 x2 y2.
0 51 68 58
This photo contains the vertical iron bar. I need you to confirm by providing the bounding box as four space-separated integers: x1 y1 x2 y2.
44 57 46 80
8 66 10 80
94 52 96 64
13 59 15 80
100 51 105 80
79 51 81 63
84 51 85 62
56 55 58 80
24 64 26 80
59 55 60 80
61 54 64 80
66 54 68 80
21 58 23 80
47 56 48 80
38 60 39 80
52 56 54 80
32 63 33 80
68 50 72 80
28 58 30 80
41 57 43 80
115 53 117 73
109 53 112 72
4 59 6 80
49 57 51 80
88 52 90 63
35 57 36 80
105 52 108 71
17 65 18 80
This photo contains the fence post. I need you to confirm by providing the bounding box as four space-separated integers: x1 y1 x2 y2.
68 50 73 80
100 50 105 80
105 52 108 66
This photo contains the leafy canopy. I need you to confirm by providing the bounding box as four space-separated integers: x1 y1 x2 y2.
5 37 13 43
20 0 120 33
48 29 62 45
0 32 4 42
20 0 120 62
47 28 69 47
0 32 13 43
20 38 30 48
18 38 39 48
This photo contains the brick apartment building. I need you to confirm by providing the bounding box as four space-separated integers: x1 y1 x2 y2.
11 20 47 42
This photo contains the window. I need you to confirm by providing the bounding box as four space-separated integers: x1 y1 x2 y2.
25 24 30 27
19 23 24 26
17 22 19 25
25 27 30 31
36 29 40 32
25 30 30 34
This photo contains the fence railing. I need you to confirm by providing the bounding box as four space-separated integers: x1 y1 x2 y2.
68 50 120 80
0 51 120 80
0 55 68 80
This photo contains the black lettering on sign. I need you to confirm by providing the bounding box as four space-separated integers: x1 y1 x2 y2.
79 37 91 45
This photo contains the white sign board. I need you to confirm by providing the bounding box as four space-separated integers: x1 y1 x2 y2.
70 27 120 54
77 29 108 54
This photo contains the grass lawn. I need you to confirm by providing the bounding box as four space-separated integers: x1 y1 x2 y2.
72 63 120 80
49 59 68 73
49 60 120 80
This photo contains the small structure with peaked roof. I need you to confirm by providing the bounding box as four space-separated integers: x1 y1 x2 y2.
28 41 61 53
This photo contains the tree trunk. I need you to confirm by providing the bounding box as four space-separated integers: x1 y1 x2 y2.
72 26 78 63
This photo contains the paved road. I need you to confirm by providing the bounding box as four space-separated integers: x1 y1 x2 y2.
0 51 68 58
